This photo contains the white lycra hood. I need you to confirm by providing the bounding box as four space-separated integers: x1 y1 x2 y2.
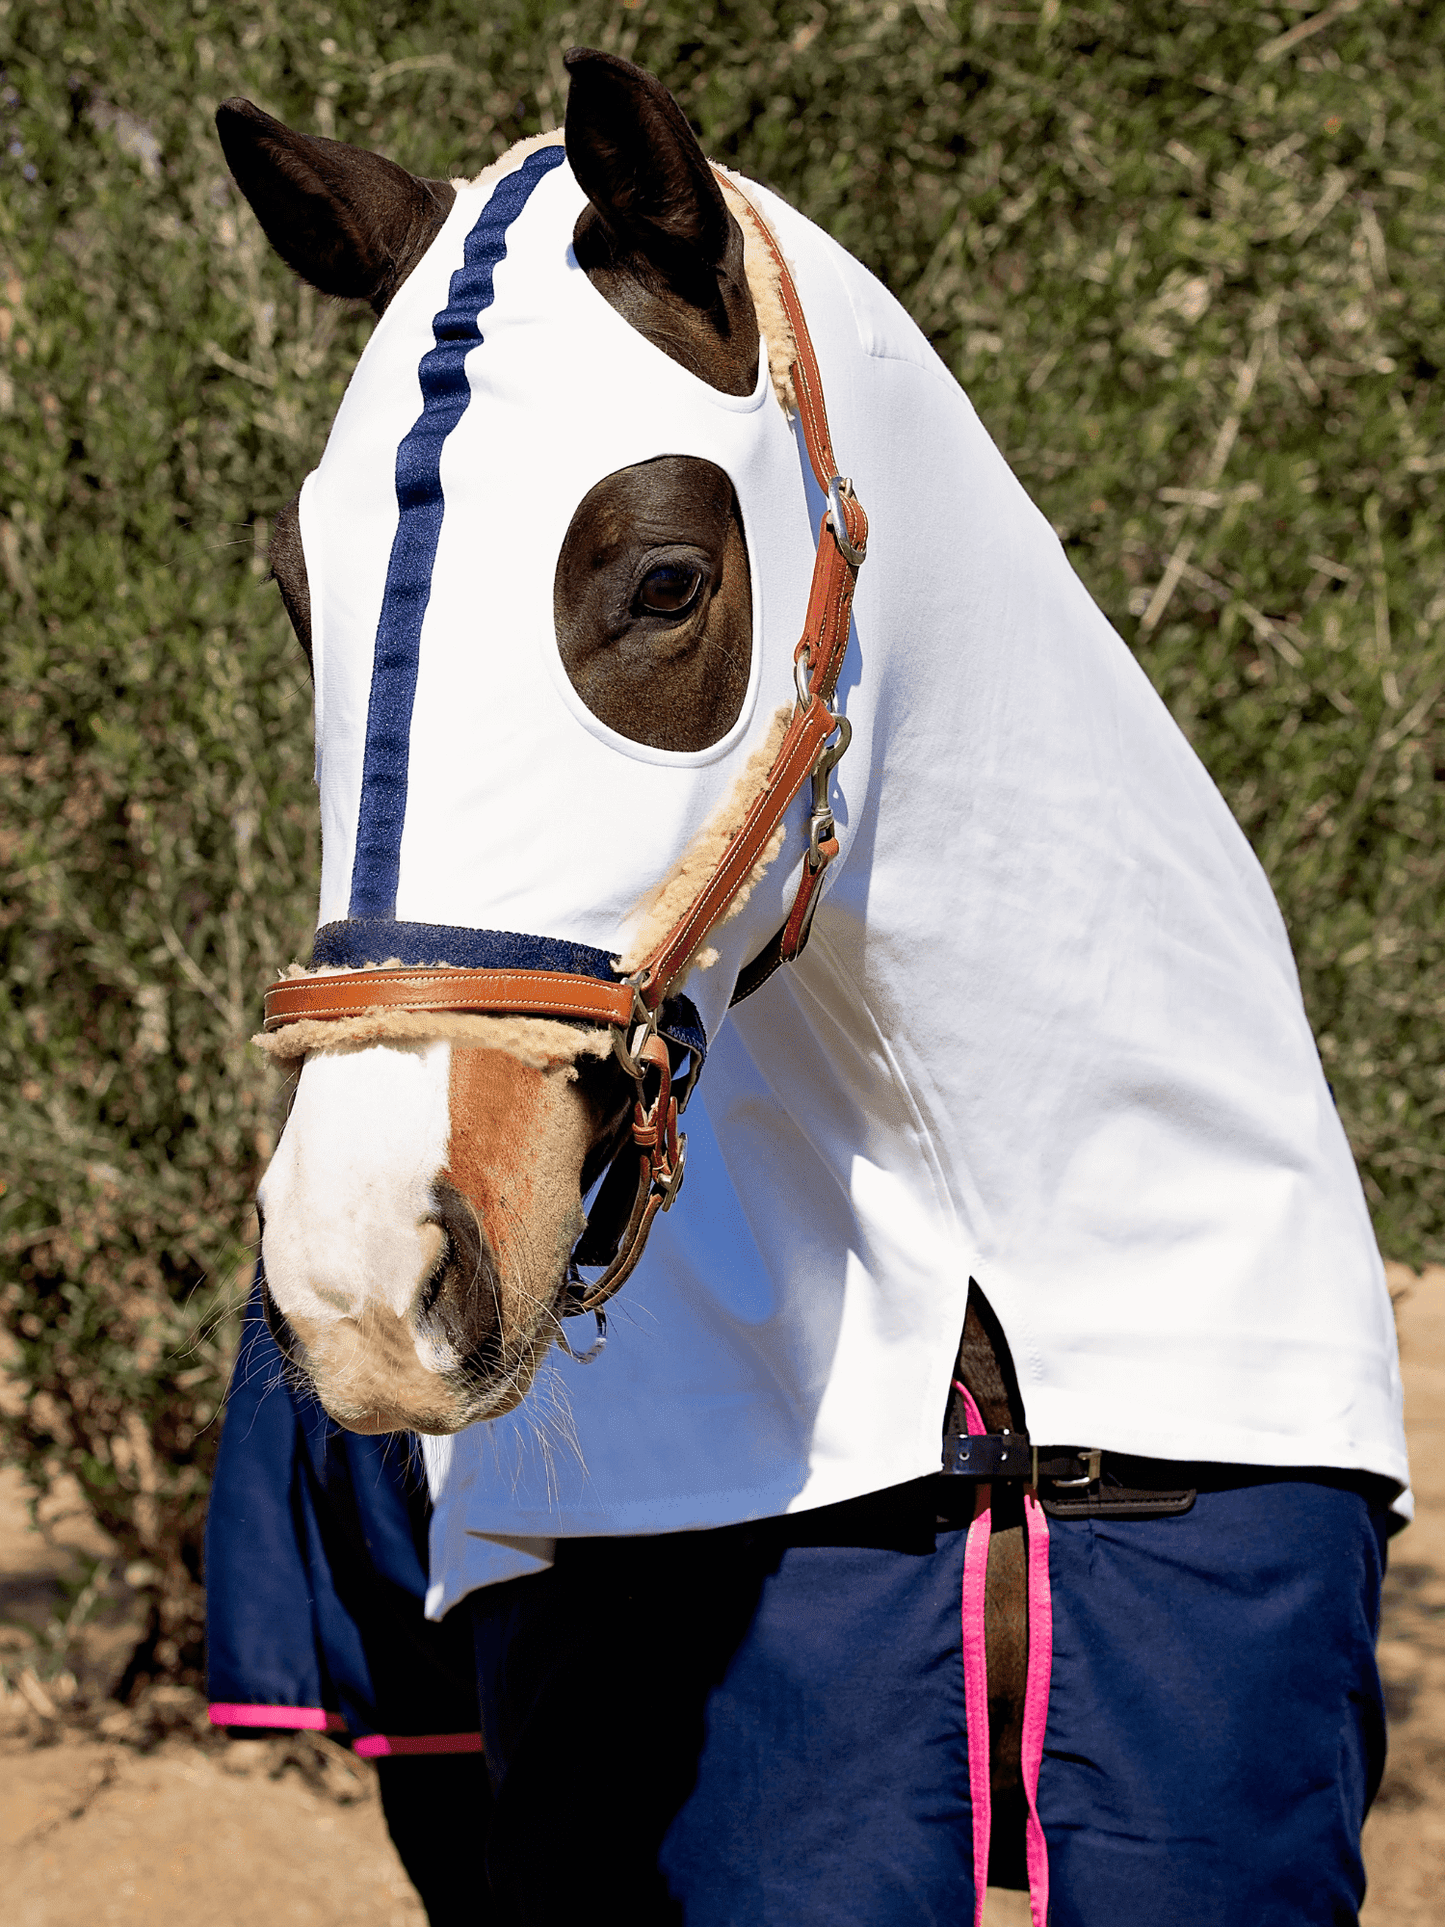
287 137 1406 1617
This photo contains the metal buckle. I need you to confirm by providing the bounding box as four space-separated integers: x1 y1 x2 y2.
1048 1448 1103 1489
805 714 851 870
611 975 659 1084
825 475 866 568
807 810 836 868
657 1136 687 1210
612 969 703 1115
811 716 851 805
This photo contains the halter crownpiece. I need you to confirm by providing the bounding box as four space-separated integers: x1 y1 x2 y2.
260 172 867 1315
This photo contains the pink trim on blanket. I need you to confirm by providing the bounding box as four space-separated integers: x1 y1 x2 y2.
951 1376 1054 1927
955 1381 993 1927
208 1702 347 1733
1020 1491 1053 1927
353 1731 485 1758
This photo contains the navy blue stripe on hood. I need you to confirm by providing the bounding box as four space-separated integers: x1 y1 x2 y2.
348 144 567 919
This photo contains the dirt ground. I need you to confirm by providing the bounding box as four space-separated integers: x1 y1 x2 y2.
2 1267 1443 1926
1360 1264 1445 1925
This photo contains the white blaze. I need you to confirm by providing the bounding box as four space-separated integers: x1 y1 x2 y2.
259 1042 452 1333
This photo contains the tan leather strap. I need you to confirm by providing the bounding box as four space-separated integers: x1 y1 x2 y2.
571 1032 684 1312
726 179 858 518
628 173 866 1012
723 172 867 702
263 967 637 1032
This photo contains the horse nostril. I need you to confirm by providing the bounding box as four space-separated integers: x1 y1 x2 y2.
425 1176 505 1366
260 1276 304 1368
417 1227 455 1321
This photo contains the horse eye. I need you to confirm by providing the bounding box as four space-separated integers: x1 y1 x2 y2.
637 563 703 615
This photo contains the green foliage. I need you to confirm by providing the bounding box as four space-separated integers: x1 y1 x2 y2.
2 1 1441 1677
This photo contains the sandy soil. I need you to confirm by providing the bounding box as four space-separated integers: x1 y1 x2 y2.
1361 1265 1445 1926
0 1729 425 1927
1 1268 1442 1925
0 1462 427 1926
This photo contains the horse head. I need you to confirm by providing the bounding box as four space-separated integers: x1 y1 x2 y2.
222 53 836 1433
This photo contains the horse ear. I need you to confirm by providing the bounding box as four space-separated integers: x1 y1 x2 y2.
562 48 734 305
215 98 455 314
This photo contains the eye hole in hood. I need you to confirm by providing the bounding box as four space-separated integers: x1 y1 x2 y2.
553 455 752 753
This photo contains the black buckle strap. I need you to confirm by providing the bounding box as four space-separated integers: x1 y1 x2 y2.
941 1433 1197 1519
1033 1444 1196 1518
941 1431 1032 1478
1033 1447 1101 1485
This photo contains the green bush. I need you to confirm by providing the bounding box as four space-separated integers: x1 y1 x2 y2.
3 0 1442 1683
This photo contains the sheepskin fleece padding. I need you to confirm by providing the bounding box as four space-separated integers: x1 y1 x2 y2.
616 702 792 977
715 171 799 416
254 1009 612 1067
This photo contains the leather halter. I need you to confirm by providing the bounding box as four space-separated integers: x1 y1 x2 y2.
261 176 868 1317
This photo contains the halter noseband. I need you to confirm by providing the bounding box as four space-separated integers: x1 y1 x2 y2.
260 178 868 1323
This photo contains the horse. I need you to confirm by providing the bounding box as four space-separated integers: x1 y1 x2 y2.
214 48 1405 1925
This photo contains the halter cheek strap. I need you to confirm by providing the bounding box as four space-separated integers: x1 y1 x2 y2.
259 175 867 1313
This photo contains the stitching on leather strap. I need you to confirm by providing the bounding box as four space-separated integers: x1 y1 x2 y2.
263 969 636 1031
722 181 838 490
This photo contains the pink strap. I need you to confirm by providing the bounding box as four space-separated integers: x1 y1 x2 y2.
951 1379 1053 1927
353 1731 485 1758
208 1701 347 1733
208 1704 486 1760
1021 1491 1053 1927
954 1381 993 1926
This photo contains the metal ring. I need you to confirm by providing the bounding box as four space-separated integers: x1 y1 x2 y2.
611 1005 659 1084
794 646 814 708
825 476 866 568
556 1308 607 1364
